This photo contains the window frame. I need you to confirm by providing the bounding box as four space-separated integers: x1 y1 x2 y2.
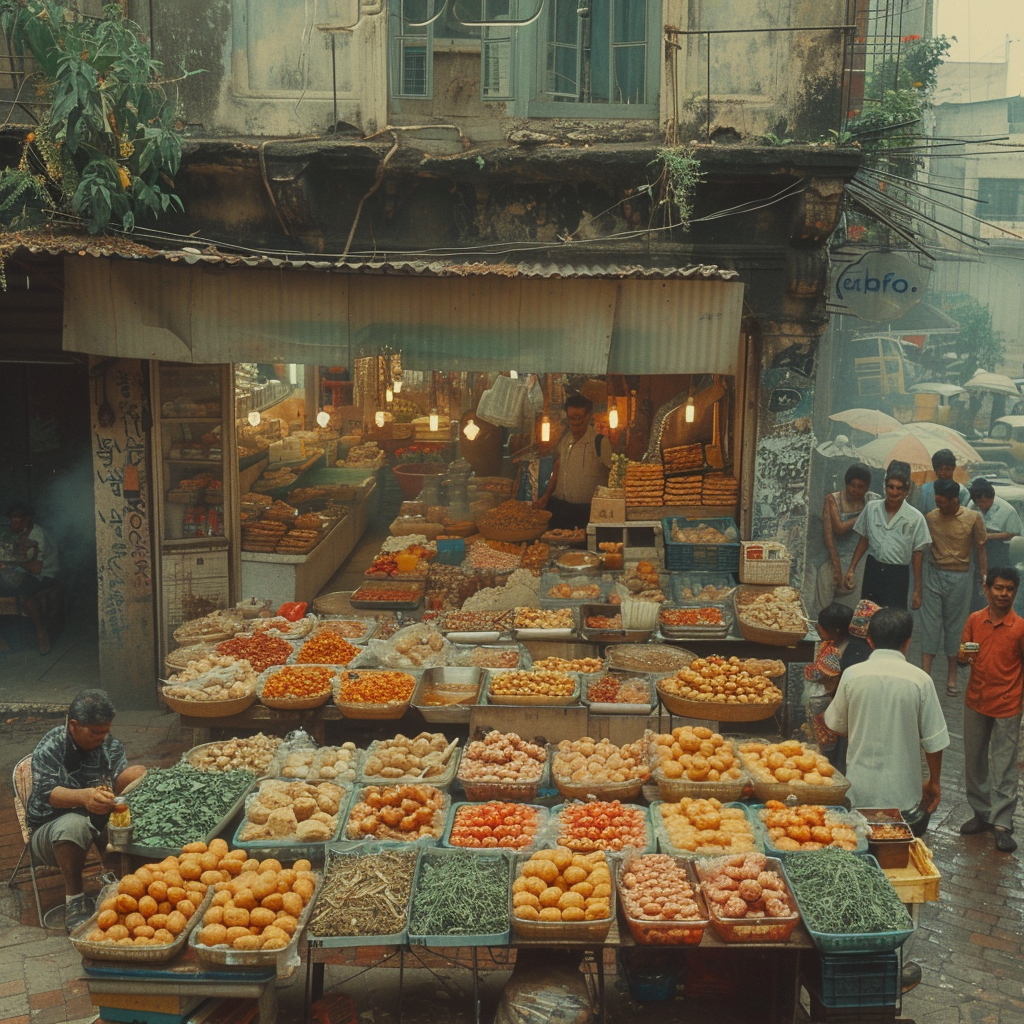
977 178 1024 222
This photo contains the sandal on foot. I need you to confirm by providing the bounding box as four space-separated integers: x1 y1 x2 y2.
946 684 959 697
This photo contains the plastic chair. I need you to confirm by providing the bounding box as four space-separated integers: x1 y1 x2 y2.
7 754 103 927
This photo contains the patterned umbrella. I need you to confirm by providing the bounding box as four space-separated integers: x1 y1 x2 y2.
856 428 981 473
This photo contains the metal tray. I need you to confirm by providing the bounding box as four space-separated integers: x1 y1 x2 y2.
580 671 655 715
315 615 379 644
350 582 424 611
360 735 462 790
410 668 483 724
482 670 580 706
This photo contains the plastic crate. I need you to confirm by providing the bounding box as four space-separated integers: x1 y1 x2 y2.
818 951 899 1008
661 517 740 572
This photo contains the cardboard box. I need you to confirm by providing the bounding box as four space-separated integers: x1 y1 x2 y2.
590 498 627 523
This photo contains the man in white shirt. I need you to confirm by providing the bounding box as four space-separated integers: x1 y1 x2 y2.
0 503 61 654
845 464 930 610
825 607 949 824
968 478 1023 610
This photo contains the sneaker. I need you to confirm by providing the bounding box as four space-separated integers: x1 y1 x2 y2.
994 829 1017 853
959 815 991 835
64 895 93 934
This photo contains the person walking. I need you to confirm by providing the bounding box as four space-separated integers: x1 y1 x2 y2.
914 449 970 514
958 566 1024 854
844 463 930 610
920 478 987 698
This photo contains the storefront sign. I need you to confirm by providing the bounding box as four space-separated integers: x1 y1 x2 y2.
829 251 925 321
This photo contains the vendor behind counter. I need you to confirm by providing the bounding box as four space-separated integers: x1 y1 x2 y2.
536 394 611 530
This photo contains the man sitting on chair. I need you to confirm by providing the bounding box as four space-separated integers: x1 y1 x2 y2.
26 690 145 931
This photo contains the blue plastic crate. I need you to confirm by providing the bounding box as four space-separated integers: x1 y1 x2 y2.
435 538 466 565
661 517 740 572
819 952 899 1008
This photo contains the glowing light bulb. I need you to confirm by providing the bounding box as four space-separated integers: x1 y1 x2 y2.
463 419 481 441
247 411 261 427
386 387 394 403
685 397 695 423
541 415 550 442
608 406 619 430
374 410 385 428
316 411 330 428
429 409 439 432
510 370 518 379
393 380 402 394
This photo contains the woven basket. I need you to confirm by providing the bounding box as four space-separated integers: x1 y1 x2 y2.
334 698 411 719
161 691 257 718
739 542 792 585
164 643 217 676
477 523 550 542
735 617 807 647
656 684 783 722
260 692 331 710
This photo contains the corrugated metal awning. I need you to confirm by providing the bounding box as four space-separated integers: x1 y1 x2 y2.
62 254 744 375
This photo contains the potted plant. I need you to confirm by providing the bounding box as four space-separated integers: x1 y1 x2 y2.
392 445 447 498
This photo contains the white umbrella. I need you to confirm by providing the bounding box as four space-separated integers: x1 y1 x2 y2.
963 370 1020 398
829 408 904 435
909 382 966 398
856 429 982 473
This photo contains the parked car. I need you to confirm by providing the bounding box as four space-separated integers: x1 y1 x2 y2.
970 417 1024 483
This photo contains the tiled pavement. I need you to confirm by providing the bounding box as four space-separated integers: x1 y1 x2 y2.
0 672 1022 1022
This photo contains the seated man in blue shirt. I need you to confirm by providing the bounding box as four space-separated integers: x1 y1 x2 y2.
26 690 146 931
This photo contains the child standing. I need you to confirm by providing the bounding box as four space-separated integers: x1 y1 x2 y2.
804 603 854 770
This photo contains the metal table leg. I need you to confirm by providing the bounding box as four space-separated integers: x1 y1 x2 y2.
472 946 480 1024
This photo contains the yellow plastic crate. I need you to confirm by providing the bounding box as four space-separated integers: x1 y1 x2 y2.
881 839 940 903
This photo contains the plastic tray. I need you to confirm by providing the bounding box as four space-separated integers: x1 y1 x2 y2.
511 852 616 943
751 804 869 857
551 802 653 854
457 762 548 803
650 800 762 857
350 582 424 610
694 854 801 943
616 856 709 945
661 517 741 572
448 643 529 670
483 670 580 706
190 871 321 973
785 854 915 953
581 672 655 715
314 615 379 644
247 614 319 641
607 643 695 674
183 738 284 778
670 573 737 604
540 571 610 608
256 666 336 709
306 842 418 948
230 781 353 861
69 883 212 963
658 603 732 639
341 785 450 846
360 737 462 791
441 802 550 854
407 848 512 946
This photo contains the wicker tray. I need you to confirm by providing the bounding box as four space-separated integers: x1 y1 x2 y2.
551 773 646 803
160 690 257 718
650 764 750 804
164 643 218 675
736 742 852 806
617 856 709 945
656 683 783 723
511 852 615 943
476 511 551 543
734 585 810 646
183 738 283 777
333 669 420 719
69 884 212 963
256 666 335 710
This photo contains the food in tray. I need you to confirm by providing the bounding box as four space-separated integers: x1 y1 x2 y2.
198 855 318 950
586 613 622 630
512 848 612 922
351 583 423 603
376 623 449 667
660 607 726 627
127 765 255 849
164 656 257 698
410 849 510 938
345 441 384 466
460 646 519 669
676 580 735 601
700 852 795 921
759 801 859 851
533 656 604 674
609 643 691 673
586 675 650 705
309 848 416 938
670 521 737 544
337 670 417 705
238 779 346 843
363 732 458 780
738 739 838 786
620 854 704 923
186 735 281 775
555 550 600 569
248 615 314 638
557 800 647 852
546 581 603 600
477 499 550 532
317 618 374 640
734 586 807 632
279 743 358 781
294 630 360 666
658 798 755 853
442 610 511 633
459 731 546 784
80 846 221 946
448 802 544 850
616 561 666 602
489 669 575 698
513 607 574 630
345 784 446 841
868 822 913 840
365 550 429 578
552 738 650 785
418 679 481 705
465 543 521 572
374 619 402 640
381 535 435 554
660 656 784 707
649 727 744 782
542 528 587 544
261 666 334 701
216 634 293 674
173 611 245 644
520 541 550 572
598 541 624 554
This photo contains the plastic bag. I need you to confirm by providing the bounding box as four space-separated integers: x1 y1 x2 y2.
365 621 454 669
476 374 529 428
494 951 593 1024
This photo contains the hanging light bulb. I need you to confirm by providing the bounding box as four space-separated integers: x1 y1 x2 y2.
316 411 330 428
685 396 695 423
510 370 518 379
541 415 551 442
247 410 261 427
429 408 439 432
463 418 481 441
393 380 402 394
608 404 619 430
374 410 385 428
386 386 394 403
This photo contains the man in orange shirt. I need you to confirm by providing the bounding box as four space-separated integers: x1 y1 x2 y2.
958 566 1024 853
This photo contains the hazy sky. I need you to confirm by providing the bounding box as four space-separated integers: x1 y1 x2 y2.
935 0 1024 94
